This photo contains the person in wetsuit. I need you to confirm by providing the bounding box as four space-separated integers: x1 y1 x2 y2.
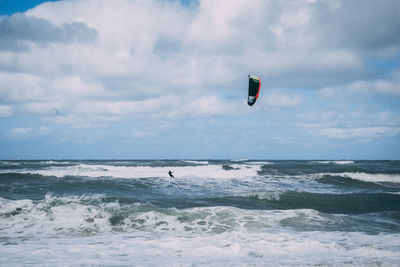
168 170 174 178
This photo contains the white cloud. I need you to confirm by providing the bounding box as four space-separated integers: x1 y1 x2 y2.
23 102 64 115
0 13 97 51
75 98 170 116
313 0 400 52
297 109 400 140
75 94 238 121
186 95 237 117
0 0 399 142
0 72 43 102
319 127 400 139
9 127 33 137
319 70 400 98
263 91 303 108
0 72 106 104
17 93 240 130
0 105 13 117
13 0 381 95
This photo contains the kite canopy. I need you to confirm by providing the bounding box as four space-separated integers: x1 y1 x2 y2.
52 108 59 116
248 75 261 106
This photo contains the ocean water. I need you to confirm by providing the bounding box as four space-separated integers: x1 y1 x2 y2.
0 160 400 266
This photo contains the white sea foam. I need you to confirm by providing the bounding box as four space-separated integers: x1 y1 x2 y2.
38 160 72 164
182 160 209 165
0 195 294 238
10 163 261 179
236 191 282 201
315 160 355 164
1 198 399 265
246 161 274 165
0 196 362 238
0 195 113 239
0 161 21 166
3 231 399 266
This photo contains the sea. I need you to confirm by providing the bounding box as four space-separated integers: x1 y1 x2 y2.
1 160 400 266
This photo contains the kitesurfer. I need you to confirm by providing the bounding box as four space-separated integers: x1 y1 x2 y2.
168 170 174 178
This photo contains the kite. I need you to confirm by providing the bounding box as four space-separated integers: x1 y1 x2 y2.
247 75 261 106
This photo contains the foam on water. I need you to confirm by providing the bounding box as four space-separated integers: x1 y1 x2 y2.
0 194 356 238
0 161 21 166
1 194 313 238
3 231 399 266
2 194 398 238
7 163 261 180
315 161 355 164
1 194 399 265
0 195 113 238
182 160 209 165
235 191 282 201
1 160 400 265
246 161 274 165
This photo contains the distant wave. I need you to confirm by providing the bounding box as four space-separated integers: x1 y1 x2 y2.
246 161 274 165
6 163 261 180
316 172 400 184
0 161 22 166
227 191 400 214
182 160 209 165
314 161 355 165
235 191 282 201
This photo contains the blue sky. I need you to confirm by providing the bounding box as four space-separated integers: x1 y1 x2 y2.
0 0 58 15
0 0 399 160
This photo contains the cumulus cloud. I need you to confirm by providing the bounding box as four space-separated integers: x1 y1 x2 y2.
0 13 97 51
9 127 33 137
0 0 392 90
0 72 107 102
16 0 388 93
313 0 400 52
73 94 238 121
0 0 399 148
23 102 64 115
319 70 400 98
263 91 303 108
0 72 43 101
0 105 13 117
298 109 400 140
186 95 238 117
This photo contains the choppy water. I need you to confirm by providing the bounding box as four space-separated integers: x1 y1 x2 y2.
1 160 400 265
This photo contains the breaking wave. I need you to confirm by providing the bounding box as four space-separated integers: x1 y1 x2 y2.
316 172 400 184
3 163 261 180
315 161 355 164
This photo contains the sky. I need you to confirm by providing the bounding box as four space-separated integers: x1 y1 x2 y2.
0 0 399 160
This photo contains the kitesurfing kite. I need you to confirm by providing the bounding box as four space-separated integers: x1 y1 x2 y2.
247 75 261 106
52 108 59 116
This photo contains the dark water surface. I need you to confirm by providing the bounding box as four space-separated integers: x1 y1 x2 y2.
1 160 399 265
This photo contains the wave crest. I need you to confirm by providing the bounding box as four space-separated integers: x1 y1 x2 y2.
8 163 261 179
